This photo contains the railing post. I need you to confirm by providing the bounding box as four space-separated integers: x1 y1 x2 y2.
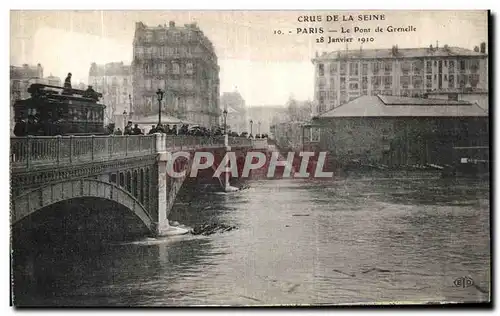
56 135 61 164
69 135 73 163
125 135 129 156
26 136 32 169
91 135 95 161
139 135 142 152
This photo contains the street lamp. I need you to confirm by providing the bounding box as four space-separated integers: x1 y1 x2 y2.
223 108 228 135
123 109 128 130
156 89 164 126
250 119 253 136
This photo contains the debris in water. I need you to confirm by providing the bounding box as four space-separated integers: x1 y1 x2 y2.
191 223 238 236
292 214 310 217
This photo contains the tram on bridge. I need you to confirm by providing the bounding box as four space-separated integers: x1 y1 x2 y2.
12 83 106 136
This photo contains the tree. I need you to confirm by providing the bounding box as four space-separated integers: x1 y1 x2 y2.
286 97 311 121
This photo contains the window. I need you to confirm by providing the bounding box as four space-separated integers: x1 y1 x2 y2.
444 60 448 67
426 75 432 88
469 74 479 88
470 59 479 73
434 74 437 81
340 62 347 75
158 63 165 74
448 74 455 88
400 76 410 89
349 63 359 76
330 63 337 75
340 77 346 89
310 127 320 142
444 75 447 81
434 61 437 67
384 76 392 88
413 61 423 73
144 63 151 75
318 63 325 76
186 62 194 75
145 32 153 42
172 62 180 74
362 76 368 89
362 63 368 75
449 60 455 72
146 46 153 57
459 74 467 88
318 78 326 89
158 80 166 90
329 78 335 87
412 76 423 88
145 79 152 90
426 61 432 73
349 83 359 90
371 76 381 88
372 62 380 74
401 62 411 74
459 60 466 72
384 62 392 73
135 47 144 58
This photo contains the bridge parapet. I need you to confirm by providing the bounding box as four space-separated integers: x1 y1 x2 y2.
10 134 260 171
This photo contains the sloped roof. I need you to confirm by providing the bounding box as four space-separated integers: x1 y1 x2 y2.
313 46 486 62
318 95 488 118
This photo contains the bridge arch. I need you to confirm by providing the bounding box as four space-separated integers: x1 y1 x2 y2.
11 179 153 231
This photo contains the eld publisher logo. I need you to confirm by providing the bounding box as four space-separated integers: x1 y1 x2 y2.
453 276 474 289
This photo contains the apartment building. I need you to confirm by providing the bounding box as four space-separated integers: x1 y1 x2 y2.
132 21 220 128
88 62 133 125
312 43 488 115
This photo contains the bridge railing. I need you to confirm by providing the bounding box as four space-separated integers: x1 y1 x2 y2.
10 134 262 170
10 135 157 169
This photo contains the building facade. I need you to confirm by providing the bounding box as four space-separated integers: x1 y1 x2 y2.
132 21 220 128
312 43 488 115
305 95 488 168
247 105 288 136
88 62 133 126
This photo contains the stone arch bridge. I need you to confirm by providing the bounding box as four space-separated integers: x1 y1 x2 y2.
10 134 269 236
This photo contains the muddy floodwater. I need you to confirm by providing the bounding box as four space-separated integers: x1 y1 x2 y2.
13 175 490 306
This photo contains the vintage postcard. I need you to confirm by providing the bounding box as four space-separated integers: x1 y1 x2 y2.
9 10 490 307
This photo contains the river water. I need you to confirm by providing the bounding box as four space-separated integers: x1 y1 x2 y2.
13 175 490 306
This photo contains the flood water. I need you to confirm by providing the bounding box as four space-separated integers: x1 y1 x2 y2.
12 175 490 306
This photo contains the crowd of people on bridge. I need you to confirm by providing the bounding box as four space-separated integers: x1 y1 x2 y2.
106 121 269 139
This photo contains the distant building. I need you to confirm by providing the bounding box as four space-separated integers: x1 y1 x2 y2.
132 21 220 128
10 63 44 102
220 91 247 134
247 105 287 135
306 95 489 167
312 43 489 115
45 74 62 86
10 63 44 134
270 121 307 151
89 62 133 126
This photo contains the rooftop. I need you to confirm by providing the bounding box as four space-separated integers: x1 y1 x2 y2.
318 95 488 118
313 46 487 62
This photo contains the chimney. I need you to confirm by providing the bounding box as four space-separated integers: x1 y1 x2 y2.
436 41 439 49
169 21 175 28
474 46 479 52
429 44 433 52
391 45 398 56
480 42 486 53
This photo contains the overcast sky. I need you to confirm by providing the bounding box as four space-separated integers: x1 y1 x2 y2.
10 10 488 106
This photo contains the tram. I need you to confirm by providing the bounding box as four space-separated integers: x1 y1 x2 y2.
12 83 107 136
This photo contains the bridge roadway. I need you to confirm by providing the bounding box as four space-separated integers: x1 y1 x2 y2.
10 134 268 236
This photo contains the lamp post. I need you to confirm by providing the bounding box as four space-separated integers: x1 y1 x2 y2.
223 108 228 135
250 119 253 137
123 110 128 131
156 89 164 126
